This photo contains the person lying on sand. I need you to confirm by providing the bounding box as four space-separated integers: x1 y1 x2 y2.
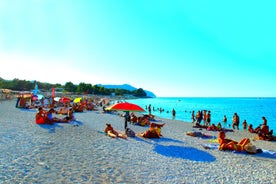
61 108 75 123
135 116 151 126
218 131 258 154
254 132 276 141
104 124 127 139
47 108 64 123
206 123 222 131
57 104 69 115
186 131 214 139
138 123 165 138
36 107 72 124
193 123 233 132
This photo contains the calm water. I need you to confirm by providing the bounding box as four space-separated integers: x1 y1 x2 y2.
127 97 276 134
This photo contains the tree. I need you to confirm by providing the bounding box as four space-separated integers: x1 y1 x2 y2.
0 77 149 97
77 82 92 94
64 82 77 92
133 88 147 97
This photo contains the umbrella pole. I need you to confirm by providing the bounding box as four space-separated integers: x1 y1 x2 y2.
124 116 127 130
124 111 129 130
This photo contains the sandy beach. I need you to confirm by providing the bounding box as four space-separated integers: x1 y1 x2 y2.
1 99 276 184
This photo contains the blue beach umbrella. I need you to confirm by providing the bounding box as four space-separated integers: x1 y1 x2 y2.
32 83 40 95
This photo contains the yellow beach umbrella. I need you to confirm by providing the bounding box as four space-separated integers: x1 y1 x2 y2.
74 97 82 103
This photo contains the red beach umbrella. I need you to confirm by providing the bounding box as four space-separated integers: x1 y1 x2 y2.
59 97 71 103
105 102 145 112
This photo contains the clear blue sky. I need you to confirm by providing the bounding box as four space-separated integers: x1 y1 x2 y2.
1 0 275 97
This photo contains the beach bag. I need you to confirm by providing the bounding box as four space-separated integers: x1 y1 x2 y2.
125 128 135 137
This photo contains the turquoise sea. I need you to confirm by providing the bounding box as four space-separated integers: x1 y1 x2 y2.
127 97 276 135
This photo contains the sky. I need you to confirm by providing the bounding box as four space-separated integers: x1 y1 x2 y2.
1 0 276 97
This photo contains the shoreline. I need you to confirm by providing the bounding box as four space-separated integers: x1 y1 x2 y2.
1 99 276 183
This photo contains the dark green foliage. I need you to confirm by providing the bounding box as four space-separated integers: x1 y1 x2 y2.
133 88 147 97
0 77 148 97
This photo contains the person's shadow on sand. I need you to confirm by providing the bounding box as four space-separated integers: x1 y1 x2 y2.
151 137 183 144
154 144 216 162
38 124 64 133
38 120 84 133
134 136 216 162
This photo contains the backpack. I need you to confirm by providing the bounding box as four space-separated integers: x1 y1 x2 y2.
125 128 135 137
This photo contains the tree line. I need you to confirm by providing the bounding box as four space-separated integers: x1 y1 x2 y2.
0 78 147 97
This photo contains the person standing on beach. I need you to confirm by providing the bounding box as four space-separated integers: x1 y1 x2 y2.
203 110 207 126
124 111 129 129
206 111 211 126
191 110 195 123
232 113 240 130
195 110 202 124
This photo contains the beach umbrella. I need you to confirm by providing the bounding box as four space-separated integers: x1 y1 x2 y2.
54 97 60 102
59 97 71 103
105 102 145 112
73 97 82 103
32 83 40 95
37 94 44 100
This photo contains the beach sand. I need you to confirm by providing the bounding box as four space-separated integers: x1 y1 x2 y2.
1 100 276 184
